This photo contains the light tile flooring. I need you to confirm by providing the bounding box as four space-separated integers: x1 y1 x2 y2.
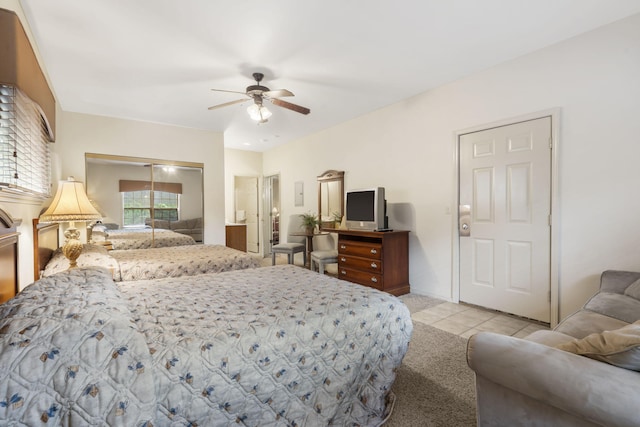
412 302 549 339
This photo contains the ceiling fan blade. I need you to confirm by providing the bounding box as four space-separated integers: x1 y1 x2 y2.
210 88 248 95
270 98 310 115
263 89 294 98
207 98 247 110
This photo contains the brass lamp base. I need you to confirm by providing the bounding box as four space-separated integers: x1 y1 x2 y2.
62 226 82 269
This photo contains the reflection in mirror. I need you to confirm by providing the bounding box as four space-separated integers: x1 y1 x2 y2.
317 170 344 229
85 153 204 246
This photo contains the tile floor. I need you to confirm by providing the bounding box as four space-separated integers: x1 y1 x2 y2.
412 302 549 339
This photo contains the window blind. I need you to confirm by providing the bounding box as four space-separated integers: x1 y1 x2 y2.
0 85 52 197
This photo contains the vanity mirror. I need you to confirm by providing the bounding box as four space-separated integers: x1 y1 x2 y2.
317 170 344 229
85 153 204 246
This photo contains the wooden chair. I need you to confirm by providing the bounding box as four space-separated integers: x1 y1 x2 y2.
271 215 306 265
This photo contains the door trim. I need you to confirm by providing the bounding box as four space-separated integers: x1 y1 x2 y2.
262 173 280 257
451 108 561 327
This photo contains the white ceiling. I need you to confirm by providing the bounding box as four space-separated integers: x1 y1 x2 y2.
19 1 640 152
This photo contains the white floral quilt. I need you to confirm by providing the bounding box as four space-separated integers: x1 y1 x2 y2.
110 244 260 281
106 228 196 250
1 266 413 426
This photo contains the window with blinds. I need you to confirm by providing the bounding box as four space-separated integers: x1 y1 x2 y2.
123 190 180 226
0 84 52 197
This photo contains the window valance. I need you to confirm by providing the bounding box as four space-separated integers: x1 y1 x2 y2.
119 180 182 194
0 9 55 138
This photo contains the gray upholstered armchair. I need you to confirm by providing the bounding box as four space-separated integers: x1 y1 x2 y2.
467 270 640 427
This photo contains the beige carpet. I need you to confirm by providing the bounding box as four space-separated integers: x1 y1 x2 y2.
384 294 477 427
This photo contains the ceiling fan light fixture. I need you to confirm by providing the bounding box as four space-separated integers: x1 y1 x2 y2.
247 103 272 122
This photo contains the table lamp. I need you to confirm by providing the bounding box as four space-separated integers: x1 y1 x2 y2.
39 177 102 268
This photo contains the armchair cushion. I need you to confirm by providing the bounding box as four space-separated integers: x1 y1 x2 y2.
556 321 640 371
584 292 640 324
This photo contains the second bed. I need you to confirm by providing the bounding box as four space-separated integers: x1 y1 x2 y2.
36 220 260 281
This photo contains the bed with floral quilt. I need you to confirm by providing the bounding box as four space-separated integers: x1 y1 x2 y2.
42 244 260 282
0 265 412 426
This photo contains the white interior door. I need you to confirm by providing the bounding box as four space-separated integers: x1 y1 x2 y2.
459 117 551 322
235 176 259 253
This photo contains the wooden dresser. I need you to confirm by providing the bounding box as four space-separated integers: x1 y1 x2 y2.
334 229 410 296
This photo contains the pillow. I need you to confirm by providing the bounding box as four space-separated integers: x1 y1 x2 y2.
623 278 640 300
555 321 640 371
43 244 119 279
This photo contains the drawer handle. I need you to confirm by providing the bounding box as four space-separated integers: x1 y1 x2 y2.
340 244 347 249
370 249 377 254
340 257 346 262
371 277 378 283
340 270 346 275
371 262 377 269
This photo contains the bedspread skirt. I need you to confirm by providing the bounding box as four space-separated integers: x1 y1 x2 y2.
1 266 412 426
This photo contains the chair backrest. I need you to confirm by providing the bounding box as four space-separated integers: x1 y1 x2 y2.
313 233 337 251
287 214 305 245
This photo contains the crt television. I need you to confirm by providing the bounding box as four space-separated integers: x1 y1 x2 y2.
345 187 386 231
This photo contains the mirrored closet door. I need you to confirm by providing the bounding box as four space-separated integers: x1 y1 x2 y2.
85 153 204 246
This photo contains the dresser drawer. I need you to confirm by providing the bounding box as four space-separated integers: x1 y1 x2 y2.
338 255 382 273
338 267 384 290
338 240 382 260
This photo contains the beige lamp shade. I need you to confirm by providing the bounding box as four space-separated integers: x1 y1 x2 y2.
39 177 102 269
40 177 102 223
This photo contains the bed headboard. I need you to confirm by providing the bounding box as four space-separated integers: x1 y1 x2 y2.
32 217 59 279
0 208 20 303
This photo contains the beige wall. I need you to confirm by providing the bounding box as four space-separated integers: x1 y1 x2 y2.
53 111 225 244
264 13 640 320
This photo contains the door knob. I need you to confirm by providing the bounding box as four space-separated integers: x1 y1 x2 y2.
459 204 471 237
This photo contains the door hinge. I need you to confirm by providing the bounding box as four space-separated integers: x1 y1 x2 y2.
548 214 552 226
549 137 553 149
548 291 551 302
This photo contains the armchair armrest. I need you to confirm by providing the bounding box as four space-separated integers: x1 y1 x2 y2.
467 332 640 427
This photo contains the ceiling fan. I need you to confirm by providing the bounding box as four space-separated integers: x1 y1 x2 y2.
208 72 310 123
